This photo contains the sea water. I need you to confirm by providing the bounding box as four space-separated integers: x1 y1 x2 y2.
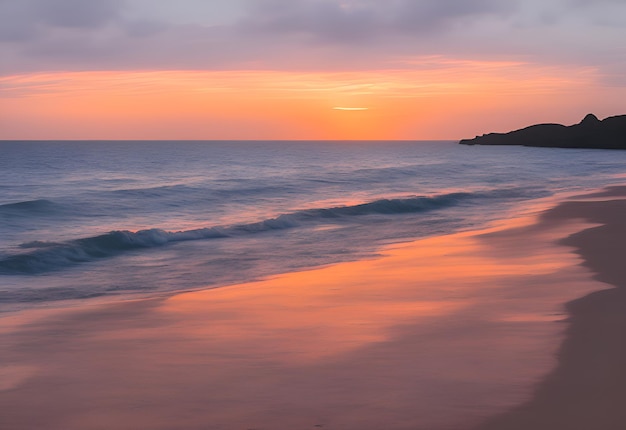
1 140 626 312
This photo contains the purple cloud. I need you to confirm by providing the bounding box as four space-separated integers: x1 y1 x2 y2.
0 0 124 42
0 0 624 82
241 0 515 42
35 0 123 29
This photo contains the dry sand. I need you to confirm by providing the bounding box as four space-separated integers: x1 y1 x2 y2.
1 188 625 429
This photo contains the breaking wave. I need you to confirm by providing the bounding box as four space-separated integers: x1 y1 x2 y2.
0 192 482 275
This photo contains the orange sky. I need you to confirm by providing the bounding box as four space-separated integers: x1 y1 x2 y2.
2 0 625 140
1 58 625 140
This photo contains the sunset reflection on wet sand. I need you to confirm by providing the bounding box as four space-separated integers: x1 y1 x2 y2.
0 215 606 430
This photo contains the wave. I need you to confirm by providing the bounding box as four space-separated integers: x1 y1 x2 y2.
0 286 108 304
0 190 518 275
0 199 60 214
110 182 297 199
110 184 200 198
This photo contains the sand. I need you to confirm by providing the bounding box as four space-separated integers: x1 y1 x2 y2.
475 186 626 430
1 188 625 429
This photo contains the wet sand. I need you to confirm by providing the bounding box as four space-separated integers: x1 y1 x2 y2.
1 188 624 429
475 186 626 430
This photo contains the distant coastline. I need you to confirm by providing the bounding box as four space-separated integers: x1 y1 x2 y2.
460 114 626 149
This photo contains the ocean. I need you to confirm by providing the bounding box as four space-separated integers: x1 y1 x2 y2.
2 140 626 313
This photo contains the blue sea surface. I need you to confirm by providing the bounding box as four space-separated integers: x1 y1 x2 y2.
1 140 625 311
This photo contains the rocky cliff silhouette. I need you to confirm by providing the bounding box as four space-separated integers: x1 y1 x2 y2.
460 114 626 149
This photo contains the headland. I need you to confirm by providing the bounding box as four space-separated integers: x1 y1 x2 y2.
460 114 626 149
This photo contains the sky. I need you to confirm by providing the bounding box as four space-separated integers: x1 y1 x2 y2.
1 0 625 140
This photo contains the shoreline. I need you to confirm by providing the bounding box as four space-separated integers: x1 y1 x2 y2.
1 187 624 429
475 186 626 430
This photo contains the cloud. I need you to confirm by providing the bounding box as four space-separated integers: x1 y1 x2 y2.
0 0 174 72
35 0 124 29
241 0 380 42
391 0 515 32
0 0 624 83
0 0 37 42
240 0 517 42
333 107 369 111
0 0 124 42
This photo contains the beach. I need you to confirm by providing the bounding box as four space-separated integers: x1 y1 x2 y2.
3 0 626 427
1 186 625 429
476 186 626 430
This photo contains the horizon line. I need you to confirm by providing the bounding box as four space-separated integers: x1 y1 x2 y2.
0 138 460 143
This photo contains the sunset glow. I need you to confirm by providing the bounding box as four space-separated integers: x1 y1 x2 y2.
3 2 626 428
1 0 625 139
2 60 622 140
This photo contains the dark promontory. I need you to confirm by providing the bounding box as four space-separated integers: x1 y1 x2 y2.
460 114 626 149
